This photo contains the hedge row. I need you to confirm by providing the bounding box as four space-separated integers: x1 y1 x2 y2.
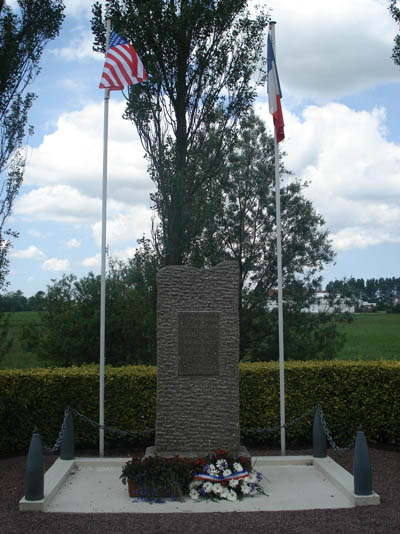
1 361 400 456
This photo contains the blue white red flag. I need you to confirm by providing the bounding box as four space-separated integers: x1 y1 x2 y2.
267 32 284 143
99 31 147 90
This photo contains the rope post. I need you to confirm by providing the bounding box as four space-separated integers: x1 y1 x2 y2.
312 407 327 458
25 427 44 501
60 407 75 460
353 429 373 495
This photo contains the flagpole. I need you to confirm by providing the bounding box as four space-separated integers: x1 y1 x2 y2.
99 17 111 458
269 21 286 456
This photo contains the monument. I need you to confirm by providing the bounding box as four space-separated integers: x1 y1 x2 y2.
149 261 247 456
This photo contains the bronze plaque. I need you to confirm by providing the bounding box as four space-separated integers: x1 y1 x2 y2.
178 312 219 376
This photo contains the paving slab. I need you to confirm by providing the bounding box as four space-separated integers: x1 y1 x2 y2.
19 456 380 513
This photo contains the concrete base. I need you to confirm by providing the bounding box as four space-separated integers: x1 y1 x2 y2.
19 455 380 513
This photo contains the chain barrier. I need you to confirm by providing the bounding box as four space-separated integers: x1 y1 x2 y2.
41 405 356 454
42 406 70 454
242 404 317 434
316 404 356 453
242 404 356 453
70 407 155 437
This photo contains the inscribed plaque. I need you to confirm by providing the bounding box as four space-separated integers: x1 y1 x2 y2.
178 311 219 376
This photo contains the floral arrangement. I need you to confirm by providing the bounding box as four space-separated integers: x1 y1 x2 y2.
121 449 264 503
188 449 264 502
120 454 193 501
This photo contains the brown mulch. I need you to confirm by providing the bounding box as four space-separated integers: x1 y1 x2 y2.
1 447 400 534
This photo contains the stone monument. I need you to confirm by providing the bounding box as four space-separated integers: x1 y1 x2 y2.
150 261 247 456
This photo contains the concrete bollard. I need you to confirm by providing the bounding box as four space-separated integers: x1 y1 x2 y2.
60 408 75 460
25 427 44 501
312 407 327 458
354 429 373 495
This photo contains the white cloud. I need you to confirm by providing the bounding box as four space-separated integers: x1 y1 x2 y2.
23 101 152 205
14 185 100 224
42 258 70 271
282 102 400 251
10 245 46 260
63 1 93 19
65 238 81 248
267 0 399 99
91 206 153 247
112 246 139 263
50 26 101 62
82 254 101 267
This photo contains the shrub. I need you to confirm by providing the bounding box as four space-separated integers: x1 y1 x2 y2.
1 361 400 456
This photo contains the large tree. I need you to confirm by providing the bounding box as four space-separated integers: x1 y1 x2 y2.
186 111 343 360
0 0 65 289
92 0 269 266
189 111 334 307
390 1 400 65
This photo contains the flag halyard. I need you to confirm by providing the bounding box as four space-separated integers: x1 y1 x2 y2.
267 32 285 143
99 31 148 90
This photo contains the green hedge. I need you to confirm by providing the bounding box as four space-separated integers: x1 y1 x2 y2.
1 361 400 456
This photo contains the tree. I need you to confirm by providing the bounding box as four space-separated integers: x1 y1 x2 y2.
0 0 65 289
22 241 159 366
91 0 268 266
189 111 345 361
190 112 334 303
390 1 400 66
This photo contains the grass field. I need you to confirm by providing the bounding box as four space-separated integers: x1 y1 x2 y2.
1 311 400 369
336 313 400 360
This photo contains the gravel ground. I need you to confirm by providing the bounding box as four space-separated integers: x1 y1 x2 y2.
1 447 400 534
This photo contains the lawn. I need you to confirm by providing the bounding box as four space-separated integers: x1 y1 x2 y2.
337 312 400 360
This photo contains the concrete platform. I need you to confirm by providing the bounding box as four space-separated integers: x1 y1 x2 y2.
19 455 380 513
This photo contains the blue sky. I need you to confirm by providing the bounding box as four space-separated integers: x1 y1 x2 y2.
4 0 400 296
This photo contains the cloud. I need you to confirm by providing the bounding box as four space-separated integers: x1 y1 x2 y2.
14 185 100 224
91 206 153 247
50 26 101 62
282 102 400 251
82 254 101 267
42 258 71 271
65 238 81 248
23 101 152 205
10 245 46 260
267 0 399 99
28 229 51 238
63 1 93 18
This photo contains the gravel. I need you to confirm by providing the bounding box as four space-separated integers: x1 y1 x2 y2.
1 447 400 534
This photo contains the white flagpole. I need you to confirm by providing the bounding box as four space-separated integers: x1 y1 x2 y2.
269 21 286 456
99 18 111 458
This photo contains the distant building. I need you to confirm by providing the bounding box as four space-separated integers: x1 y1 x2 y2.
308 291 356 314
266 290 357 313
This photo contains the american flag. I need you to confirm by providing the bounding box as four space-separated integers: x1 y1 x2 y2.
99 31 148 90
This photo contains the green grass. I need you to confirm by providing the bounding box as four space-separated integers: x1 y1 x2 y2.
0 311 46 370
337 313 400 360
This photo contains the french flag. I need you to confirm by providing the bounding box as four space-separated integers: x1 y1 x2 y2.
267 32 285 143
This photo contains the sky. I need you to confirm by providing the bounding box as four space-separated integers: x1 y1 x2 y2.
3 0 400 297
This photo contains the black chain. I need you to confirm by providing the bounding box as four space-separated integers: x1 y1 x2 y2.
242 405 317 434
43 406 71 454
41 405 357 454
70 407 155 437
316 405 356 453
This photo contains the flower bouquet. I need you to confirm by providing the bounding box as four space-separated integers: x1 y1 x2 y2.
188 449 264 502
120 454 194 502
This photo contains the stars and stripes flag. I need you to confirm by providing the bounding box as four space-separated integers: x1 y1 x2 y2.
99 31 148 90
267 32 285 143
